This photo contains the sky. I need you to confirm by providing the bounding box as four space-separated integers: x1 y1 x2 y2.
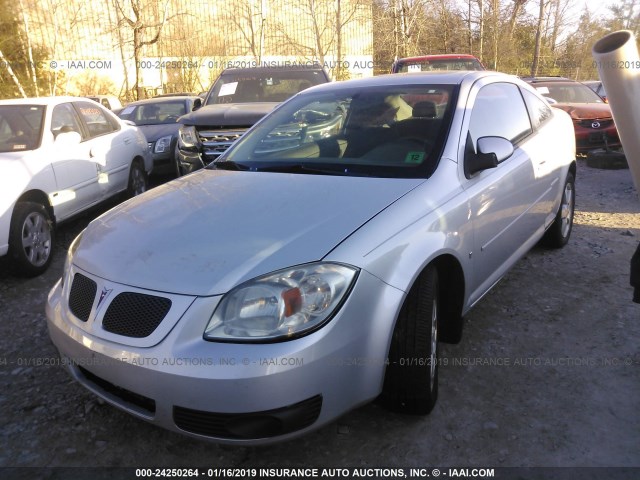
580 0 615 19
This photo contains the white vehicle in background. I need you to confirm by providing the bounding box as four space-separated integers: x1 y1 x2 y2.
0 96 152 276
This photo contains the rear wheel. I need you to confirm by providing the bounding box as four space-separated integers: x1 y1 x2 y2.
542 172 575 248
380 265 439 414
127 160 148 198
9 202 54 277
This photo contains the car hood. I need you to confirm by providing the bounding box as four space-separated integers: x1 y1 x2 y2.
552 103 612 120
73 170 423 296
178 103 278 127
136 123 179 142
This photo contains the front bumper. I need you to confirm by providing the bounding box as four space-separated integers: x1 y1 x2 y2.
45 268 404 445
175 148 205 175
148 149 176 176
574 124 620 153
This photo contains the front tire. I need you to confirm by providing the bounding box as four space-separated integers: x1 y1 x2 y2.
8 202 54 277
542 171 575 248
380 265 439 414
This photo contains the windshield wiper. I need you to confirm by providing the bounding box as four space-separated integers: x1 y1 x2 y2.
256 163 365 176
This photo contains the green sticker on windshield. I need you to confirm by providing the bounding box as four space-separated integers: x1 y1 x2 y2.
405 151 425 164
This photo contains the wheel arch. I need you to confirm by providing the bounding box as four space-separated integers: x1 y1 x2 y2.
386 252 466 349
427 254 465 343
15 189 55 224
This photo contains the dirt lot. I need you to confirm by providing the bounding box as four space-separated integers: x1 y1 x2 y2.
1 161 639 476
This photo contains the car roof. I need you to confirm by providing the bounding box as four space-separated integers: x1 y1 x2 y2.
220 65 327 75
520 76 575 83
305 71 509 91
397 54 481 62
124 96 199 106
0 96 90 106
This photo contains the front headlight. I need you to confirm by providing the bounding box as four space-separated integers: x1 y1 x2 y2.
177 125 200 151
154 135 172 153
204 263 359 342
62 229 85 288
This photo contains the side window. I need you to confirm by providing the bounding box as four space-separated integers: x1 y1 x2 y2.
469 83 532 147
75 101 116 138
521 89 553 130
51 103 84 139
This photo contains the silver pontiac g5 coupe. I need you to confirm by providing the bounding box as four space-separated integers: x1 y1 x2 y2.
46 71 576 444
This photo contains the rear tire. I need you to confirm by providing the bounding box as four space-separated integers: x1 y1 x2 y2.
127 160 148 198
379 265 439 414
542 171 575 249
8 202 54 277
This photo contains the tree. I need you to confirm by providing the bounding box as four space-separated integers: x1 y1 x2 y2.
0 0 49 98
228 0 268 64
531 0 548 76
113 0 177 99
607 0 640 36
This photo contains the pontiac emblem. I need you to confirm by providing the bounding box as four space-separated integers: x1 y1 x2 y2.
97 287 113 310
591 121 601 129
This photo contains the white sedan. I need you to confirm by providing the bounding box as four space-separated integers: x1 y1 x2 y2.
0 96 152 276
47 72 576 444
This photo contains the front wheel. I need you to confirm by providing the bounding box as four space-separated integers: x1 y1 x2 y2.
379 265 439 414
8 202 54 277
127 160 148 198
542 171 575 248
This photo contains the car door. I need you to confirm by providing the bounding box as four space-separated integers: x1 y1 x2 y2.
73 101 130 198
49 102 102 220
459 81 547 305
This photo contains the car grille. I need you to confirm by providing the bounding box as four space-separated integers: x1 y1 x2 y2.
68 273 97 322
102 292 172 338
173 395 322 439
576 119 613 129
197 128 248 164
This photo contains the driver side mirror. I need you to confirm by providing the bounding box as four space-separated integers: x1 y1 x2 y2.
192 98 202 111
464 135 514 177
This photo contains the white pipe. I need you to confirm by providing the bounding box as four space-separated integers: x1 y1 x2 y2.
592 30 640 302
592 30 640 193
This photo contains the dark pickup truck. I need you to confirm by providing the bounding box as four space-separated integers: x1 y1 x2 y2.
175 65 331 175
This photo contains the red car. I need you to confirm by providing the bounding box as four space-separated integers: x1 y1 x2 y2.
523 77 620 154
391 54 485 73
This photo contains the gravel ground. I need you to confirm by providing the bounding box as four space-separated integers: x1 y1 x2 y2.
1 161 639 477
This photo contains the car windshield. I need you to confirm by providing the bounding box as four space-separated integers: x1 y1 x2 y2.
118 100 187 125
205 69 327 105
397 59 483 73
537 83 604 103
212 84 457 179
0 105 45 152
